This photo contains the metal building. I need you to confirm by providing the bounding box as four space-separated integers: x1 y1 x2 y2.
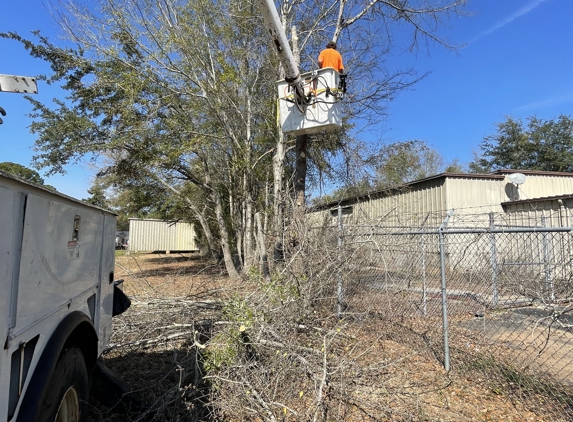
307 170 573 278
502 194 573 228
309 170 573 227
128 218 198 253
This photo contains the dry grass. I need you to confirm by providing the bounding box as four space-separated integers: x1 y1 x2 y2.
88 252 569 421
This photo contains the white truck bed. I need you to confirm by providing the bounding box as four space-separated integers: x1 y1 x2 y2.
0 170 116 421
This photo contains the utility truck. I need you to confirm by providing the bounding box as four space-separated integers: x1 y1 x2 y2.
0 169 118 422
0 74 126 422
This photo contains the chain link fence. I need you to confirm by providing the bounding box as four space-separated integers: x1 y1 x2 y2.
320 208 573 421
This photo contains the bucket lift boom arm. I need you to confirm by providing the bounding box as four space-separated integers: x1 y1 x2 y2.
258 0 308 105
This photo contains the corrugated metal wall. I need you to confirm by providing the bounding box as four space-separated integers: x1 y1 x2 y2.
503 198 573 228
501 200 573 282
309 173 573 228
362 178 448 221
309 178 450 228
506 174 573 201
128 219 197 252
445 178 505 212
310 176 488 228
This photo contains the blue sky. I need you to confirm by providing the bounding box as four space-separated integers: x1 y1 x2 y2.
383 0 573 166
1 0 572 199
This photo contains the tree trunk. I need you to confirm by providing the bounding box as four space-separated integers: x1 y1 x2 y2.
244 176 254 270
255 212 270 279
153 174 220 259
272 130 286 264
294 134 308 223
212 187 241 279
197 206 219 259
202 160 241 279
291 25 308 259
291 133 308 274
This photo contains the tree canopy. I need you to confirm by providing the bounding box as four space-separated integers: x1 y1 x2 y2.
313 140 463 204
373 140 463 187
470 115 573 173
2 0 468 277
0 161 56 190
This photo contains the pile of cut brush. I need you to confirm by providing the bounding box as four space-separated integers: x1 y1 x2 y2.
88 252 558 422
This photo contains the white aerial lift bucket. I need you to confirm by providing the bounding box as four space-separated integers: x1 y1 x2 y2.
276 67 343 136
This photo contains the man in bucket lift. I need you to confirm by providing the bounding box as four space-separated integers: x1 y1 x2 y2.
318 41 347 94
318 41 344 72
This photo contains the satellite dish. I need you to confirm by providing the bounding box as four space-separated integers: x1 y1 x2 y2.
508 173 526 185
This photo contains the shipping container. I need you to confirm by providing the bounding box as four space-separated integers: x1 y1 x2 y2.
128 218 198 253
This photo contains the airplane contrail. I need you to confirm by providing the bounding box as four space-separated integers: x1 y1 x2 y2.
515 93 573 111
472 0 550 42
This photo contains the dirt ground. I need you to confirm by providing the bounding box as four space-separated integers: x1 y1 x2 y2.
88 252 570 421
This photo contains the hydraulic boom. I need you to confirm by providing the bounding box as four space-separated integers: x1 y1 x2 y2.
258 0 308 105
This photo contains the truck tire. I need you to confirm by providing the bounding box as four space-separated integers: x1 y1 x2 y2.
42 347 89 422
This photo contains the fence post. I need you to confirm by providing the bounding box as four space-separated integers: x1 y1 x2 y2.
420 213 430 317
489 213 499 306
421 232 427 317
337 205 344 318
439 209 454 372
541 215 555 303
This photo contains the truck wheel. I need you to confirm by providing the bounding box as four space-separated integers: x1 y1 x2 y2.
43 347 89 422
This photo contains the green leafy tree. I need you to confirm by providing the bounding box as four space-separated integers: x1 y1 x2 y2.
444 159 464 174
1 2 274 277
2 0 468 277
311 178 374 206
83 172 200 233
0 161 45 184
373 140 455 187
313 140 461 206
0 161 57 190
470 115 573 172
82 179 110 208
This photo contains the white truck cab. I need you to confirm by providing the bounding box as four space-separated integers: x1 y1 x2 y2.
0 170 117 422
